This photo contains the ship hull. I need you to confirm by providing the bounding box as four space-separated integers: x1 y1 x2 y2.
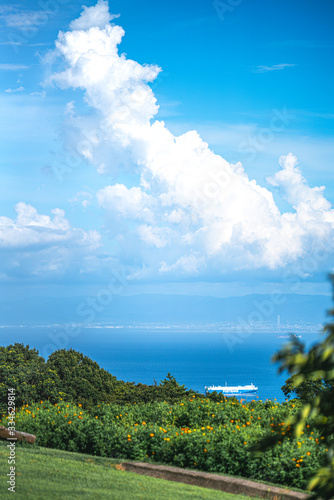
205 384 258 395
206 389 257 395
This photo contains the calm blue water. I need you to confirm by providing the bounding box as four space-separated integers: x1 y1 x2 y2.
0 327 321 402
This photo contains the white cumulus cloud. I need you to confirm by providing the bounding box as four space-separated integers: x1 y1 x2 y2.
0 203 101 278
69 0 119 31
46 2 334 278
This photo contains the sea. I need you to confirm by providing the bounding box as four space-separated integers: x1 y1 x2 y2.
0 325 322 402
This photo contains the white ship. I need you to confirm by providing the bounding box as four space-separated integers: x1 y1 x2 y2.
205 382 258 395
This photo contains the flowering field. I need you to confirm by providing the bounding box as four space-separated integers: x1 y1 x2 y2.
2 395 328 491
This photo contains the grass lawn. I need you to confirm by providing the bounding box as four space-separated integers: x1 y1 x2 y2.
0 442 259 499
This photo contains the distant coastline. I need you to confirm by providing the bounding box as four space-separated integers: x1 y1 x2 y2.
0 321 323 334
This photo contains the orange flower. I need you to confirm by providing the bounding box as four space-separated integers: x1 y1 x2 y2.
307 452 311 456
68 421 72 424
204 449 207 453
150 433 154 437
142 422 146 425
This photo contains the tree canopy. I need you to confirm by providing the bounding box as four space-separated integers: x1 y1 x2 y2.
268 276 334 499
0 344 193 411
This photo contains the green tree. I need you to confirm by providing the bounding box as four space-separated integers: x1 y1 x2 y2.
270 276 334 499
46 349 118 408
0 343 61 412
159 372 188 397
281 373 331 401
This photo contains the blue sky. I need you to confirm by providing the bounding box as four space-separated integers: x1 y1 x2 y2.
1 0 334 309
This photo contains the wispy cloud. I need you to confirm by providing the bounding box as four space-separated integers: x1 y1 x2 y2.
3 12 40 31
5 86 24 93
30 90 46 98
253 63 297 73
0 5 53 32
0 5 18 15
0 41 49 47
294 110 334 121
270 40 334 49
0 63 28 70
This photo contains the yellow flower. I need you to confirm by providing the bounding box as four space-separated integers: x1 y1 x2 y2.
150 433 154 437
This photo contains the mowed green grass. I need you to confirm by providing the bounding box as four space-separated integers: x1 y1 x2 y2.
0 442 259 499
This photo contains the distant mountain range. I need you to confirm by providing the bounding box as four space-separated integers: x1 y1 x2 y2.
0 293 332 328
